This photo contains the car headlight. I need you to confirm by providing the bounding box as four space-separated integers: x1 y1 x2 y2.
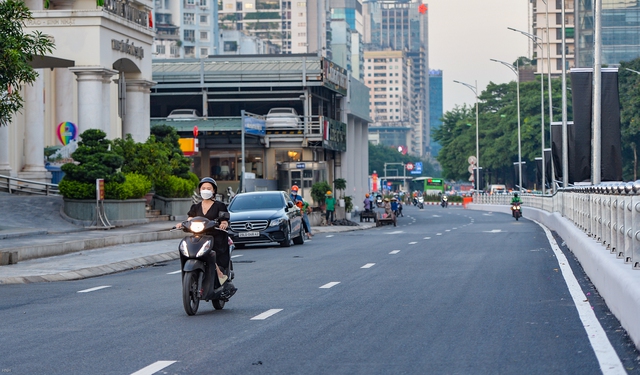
196 240 212 257
179 240 189 257
269 218 285 227
190 222 205 233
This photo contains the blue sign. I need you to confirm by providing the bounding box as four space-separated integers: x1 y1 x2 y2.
296 163 306 169
243 116 266 136
410 161 423 175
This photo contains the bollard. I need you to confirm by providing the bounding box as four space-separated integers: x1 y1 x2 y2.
611 195 618 254
625 185 634 263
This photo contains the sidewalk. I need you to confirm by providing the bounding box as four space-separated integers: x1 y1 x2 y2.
0 192 376 285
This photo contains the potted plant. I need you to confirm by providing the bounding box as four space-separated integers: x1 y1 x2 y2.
59 129 152 226
344 195 353 220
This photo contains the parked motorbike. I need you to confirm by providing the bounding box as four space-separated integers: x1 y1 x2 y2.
441 196 448 208
511 202 522 221
376 195 383 207
174 213 237 316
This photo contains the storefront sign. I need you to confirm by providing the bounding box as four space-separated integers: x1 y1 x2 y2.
111 39 144 59
322 117 347 152
322 59 348 96
296 163 306 169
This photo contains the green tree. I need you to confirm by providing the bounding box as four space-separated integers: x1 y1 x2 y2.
619 59 640 180
0 0 55 126
368 143 437 177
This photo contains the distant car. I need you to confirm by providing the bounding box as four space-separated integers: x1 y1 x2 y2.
265 107 300 128
167 109 200 120
227 191 305 248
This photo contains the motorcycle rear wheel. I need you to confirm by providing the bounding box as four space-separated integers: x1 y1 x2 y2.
212 299 225 310
182 271 200 316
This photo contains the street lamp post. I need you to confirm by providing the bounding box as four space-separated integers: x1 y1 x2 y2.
453 79 479 190
491 58 523 191
508 27 547 194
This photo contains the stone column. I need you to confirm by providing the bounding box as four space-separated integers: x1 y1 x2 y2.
19 71 50 182
70 67 117 137
0 125 12 176
122 79 155 143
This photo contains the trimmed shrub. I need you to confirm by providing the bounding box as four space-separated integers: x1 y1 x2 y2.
58 178 95 199
155 173 198 198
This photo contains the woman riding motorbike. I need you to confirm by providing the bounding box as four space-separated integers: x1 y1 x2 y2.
176 177 232 286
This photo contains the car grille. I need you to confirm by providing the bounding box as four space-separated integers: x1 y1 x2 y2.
230 220 269 232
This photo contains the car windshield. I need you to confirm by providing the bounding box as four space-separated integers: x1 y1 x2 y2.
229 194 285 211
171 110 193 115
269 109 294 114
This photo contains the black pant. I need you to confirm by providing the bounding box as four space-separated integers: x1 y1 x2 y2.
326 210 334 223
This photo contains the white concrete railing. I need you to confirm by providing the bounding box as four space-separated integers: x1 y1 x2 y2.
473 183 640 270
0 175 60 196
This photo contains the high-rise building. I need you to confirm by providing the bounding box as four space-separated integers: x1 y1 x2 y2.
217 0 331 56
532 0 575 75
363 0 429 157
330 0 365 80
429 69 442 157
153 0 220 58
575 0 640 67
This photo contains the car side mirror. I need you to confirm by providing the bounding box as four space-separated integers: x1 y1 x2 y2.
218 211 230 220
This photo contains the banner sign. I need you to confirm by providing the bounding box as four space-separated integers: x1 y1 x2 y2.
56 121 77 145
243 115 266 136
322 117 347 152
96 179 105 201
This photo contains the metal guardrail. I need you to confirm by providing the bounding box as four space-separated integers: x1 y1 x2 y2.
473 182 640 270
0 174 60 196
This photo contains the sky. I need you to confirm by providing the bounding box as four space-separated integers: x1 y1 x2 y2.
428 0 530 113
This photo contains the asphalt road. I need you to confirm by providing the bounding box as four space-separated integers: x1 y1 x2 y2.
1 205 639 375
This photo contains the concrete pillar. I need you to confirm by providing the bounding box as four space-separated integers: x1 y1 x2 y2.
19 71 50 182
0 125 12 176
54 68 74 131
122 79 155 143
70 67 109 136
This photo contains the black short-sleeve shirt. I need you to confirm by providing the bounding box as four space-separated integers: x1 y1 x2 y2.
187 201 229 222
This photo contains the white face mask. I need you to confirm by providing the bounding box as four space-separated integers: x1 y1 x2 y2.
200 190 214 200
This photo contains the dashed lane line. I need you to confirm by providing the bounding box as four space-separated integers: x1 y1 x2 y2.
167 270 181 275
361 263 376 269
251 309 283 320
130 361 177 375
424 237 431 240
408 242 418 245
389 250 401 254
320 282 341 289
77 286 111 293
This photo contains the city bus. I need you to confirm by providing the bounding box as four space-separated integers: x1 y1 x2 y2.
412 177 445 195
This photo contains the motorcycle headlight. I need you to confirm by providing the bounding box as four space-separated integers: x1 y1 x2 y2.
196 240 212 257
190 222 205 233
269 218 285 227
179 240 189 256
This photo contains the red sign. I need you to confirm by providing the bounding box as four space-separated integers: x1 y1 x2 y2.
96 179 105 201
406 163 414 171
193 126 199 137
419 4 427 14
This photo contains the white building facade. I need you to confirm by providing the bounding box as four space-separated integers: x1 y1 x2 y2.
0 0 156 182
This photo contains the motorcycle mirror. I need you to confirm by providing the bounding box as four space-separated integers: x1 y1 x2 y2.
218 211 230 220
287 201 294 209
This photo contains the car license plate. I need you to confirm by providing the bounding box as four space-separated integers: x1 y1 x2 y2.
238 231 260 238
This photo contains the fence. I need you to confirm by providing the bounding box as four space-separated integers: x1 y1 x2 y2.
0 175 60 196
473 183 640 270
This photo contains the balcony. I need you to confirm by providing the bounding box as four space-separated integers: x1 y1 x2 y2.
103 0 151 29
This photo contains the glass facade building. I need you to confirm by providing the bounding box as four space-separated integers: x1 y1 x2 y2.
429 69 443 156
577 0 640 67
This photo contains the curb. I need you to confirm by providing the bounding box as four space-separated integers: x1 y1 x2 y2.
0 252 180 285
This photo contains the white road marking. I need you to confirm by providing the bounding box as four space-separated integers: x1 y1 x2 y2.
251 309 283 320
130 361 177 375
361 263 376 269
231 254 243 258
326 235 334 238
483 229 503 233
535 220 626 375
436 233 442 236
167 270 181 275
320 282 341 289
385 230 404 234
445 230 451 232
77 286 111 293
453 227 458 230
423 237 431 240
432 215 441 218
408 242 418 245
389 250 401 254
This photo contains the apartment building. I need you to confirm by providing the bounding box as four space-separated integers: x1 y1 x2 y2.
153 0 219 58
532 0 575 75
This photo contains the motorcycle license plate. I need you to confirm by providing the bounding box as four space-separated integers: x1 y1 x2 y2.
239 231 260 238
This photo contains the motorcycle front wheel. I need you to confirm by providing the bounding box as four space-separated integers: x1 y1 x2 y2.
182 271 200 316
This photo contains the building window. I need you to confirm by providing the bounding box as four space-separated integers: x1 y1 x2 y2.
224 41 238 52
200 31 209 40
236 1 242 10
225 3 233 8
184 29 195 41
200 48 208 56
184 13 195 24
297 1 305 6
200 14 208 23
170 44 180 56
156 45 166 54
245 3 253 8
184 46 195 57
